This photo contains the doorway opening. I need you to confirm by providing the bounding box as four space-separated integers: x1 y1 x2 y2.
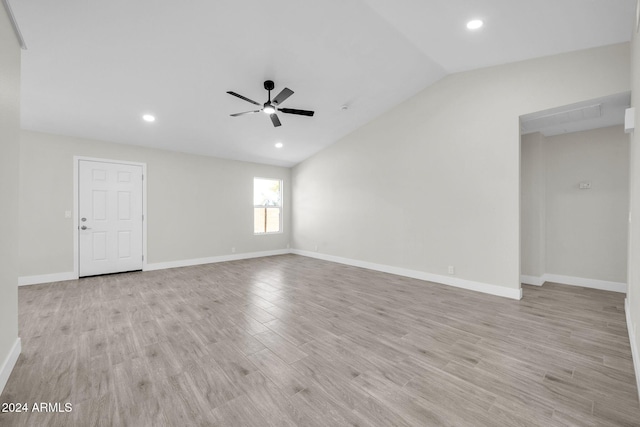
519 92 630 293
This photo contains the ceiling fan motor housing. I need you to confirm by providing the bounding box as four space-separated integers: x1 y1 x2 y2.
227 80 315 127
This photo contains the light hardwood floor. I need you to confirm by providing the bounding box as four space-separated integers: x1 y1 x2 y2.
1 254 639 426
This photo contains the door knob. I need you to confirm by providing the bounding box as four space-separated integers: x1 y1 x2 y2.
80 225 91 230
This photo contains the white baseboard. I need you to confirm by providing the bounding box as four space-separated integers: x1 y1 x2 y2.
18 271 77 286
521 275 545 286
0 338 21 396
544 273 627 293
520 274 627 293
625 298 640 404
145 249 291 272
291 249 522 300
18 250 292 284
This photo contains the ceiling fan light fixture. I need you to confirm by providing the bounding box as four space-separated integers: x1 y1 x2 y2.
228 81 315 127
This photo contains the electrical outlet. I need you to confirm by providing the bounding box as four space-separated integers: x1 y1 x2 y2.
314 245 318 252
286 243 290 249
448 265 455 275
231 247 236 253
64 210 72 218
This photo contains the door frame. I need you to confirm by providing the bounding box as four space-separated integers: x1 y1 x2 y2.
73 156 148 279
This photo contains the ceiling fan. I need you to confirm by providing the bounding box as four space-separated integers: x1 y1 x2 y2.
227 80 315 127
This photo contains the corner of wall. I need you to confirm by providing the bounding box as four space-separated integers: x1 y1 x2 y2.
0 338 20 395
626 0 640 402
626 297 640 403
0 0 21 398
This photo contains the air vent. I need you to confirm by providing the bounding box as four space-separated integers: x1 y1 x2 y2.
521 104 602 133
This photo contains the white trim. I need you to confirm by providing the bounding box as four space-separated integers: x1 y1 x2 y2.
291 250 522 300
1 0 27 49
73 156 148 278
18 250 290 284
544 273 627 293
142 164 148 272
145 249 291 271
521 275 545 286
18 272 76 286
0 338 21 396
253 177 284 235
73 157 78 279
520 273 627 293
625 298 640 403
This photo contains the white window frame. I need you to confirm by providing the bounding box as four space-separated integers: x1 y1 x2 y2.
253 177 283 235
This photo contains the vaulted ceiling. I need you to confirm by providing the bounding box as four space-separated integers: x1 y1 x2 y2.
11 0 637 166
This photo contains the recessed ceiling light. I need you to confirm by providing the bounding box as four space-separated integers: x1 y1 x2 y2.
142 114 155 122
466 19 483 30
275 142 283 148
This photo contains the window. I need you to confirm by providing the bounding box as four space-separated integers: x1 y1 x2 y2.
254 178 282 234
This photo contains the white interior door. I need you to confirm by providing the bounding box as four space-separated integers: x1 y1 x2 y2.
79 160 143 277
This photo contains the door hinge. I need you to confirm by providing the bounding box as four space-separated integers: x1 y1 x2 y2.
142 254 144 261
142 214 144 221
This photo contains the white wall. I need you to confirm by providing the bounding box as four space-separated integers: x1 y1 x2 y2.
626 1 640 399
520 132 546 279
292 43 630 297
545 126 629 283
0 3 21 393
19 131 291 278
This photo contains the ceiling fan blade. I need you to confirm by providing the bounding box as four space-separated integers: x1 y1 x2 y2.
227 91 261 106
270 113 282 127
230 110 262 117
272 88 294 106
279 108 315 117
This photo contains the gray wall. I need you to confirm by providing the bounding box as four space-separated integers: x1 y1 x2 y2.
292 43 630 294
520 132 546 278
545 126 629 282
19 131 291 277
0 3 21 389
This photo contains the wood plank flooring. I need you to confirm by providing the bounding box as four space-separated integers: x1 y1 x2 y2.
1 254 639 426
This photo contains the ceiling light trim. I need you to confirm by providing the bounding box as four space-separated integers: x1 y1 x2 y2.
2 0 26 49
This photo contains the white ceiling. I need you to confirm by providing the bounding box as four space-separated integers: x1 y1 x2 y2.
11 0 637 167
